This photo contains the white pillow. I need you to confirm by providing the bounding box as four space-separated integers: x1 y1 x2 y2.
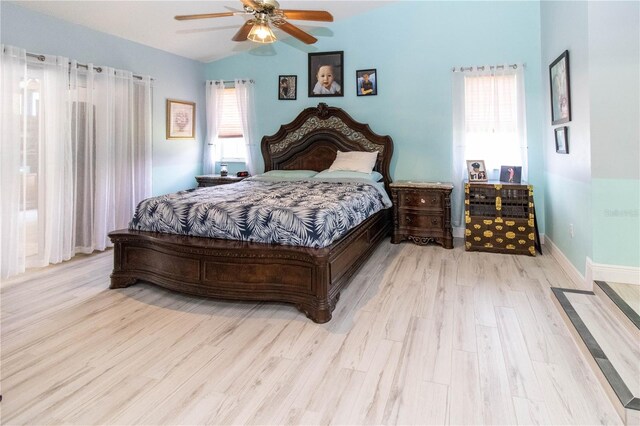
328 150 378 174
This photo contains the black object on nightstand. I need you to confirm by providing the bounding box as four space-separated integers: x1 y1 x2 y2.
195 174 246 187
390 181 454 249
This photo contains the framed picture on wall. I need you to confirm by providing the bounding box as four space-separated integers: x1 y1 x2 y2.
466 160 488 182
549 50 571 125
308 51 344 97
166 99 195 140
278 75 297 100
555 126 569 154
356 69 377 96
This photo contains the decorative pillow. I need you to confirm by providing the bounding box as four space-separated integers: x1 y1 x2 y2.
313 170 384 182
328 150 378 174
261 170 318 178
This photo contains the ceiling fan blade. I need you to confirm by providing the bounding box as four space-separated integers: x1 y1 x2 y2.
281 10 333 22
241 0 261 10
274 21 317 44
175 12 236 21
232 20 254 42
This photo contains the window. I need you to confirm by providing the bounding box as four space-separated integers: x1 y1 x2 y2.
451 65 527 227
218 87 246 162
463 73 523 173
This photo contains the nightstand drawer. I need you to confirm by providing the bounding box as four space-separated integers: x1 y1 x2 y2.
399 212 443 230
398 190 443 210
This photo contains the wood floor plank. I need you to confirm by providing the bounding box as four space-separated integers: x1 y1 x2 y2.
382 316 430 424
495 306 545 402
512 396 552 425
453 284 477 352
422 302 454 385
348 339 402 425
476 324 518 424
448 349 483 425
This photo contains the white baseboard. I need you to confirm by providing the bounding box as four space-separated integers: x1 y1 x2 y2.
545 236 640 288
587 257 640 285
544 236 588 289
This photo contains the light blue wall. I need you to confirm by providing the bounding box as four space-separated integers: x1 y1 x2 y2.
541 1 640 272
205 1 545 232
1 2 207 196
588 2 640 267
540 1 592 273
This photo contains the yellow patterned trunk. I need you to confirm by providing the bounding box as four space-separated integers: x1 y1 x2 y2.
464 182 536 256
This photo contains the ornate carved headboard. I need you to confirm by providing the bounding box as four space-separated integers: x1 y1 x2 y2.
261 103 394 194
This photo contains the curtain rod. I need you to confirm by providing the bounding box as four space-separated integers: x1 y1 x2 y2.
24 51 153 81
209 79 255 85
451 64 523 72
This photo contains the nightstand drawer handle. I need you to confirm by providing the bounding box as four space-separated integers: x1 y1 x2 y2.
431 218 439 225
431 198 437 204
420 198 426 204
405 216 412 223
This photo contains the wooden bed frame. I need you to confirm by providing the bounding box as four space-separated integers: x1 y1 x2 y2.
108 103 394 323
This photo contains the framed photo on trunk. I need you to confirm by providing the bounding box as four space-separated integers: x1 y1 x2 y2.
466 160 488 182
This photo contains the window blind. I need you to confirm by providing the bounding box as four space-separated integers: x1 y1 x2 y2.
218 87 242 138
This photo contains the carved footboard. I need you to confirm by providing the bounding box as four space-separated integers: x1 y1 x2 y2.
109 209 391 323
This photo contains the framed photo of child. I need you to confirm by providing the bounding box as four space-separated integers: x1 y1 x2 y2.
278 75 297 100
308 51 344 97
356 69 377 96
466 160 488 182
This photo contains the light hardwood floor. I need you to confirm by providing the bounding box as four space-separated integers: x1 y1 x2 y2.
1 239 623 425
565 291 640 397
608 282 640 317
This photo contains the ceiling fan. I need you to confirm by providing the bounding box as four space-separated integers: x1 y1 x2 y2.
175 0 333 45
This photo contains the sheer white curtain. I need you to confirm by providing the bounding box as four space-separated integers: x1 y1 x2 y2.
1 45 152 279
1 45 27 278
204 80 225 174
235 79 260 176
451 64 528 227
37 54 74 266
70 64 152 252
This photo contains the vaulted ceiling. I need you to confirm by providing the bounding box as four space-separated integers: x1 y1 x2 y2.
13 1 394 63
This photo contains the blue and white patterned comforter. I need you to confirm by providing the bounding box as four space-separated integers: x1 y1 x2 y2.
129 178 392 248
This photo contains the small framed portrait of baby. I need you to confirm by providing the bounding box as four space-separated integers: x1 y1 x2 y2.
308 51 344 97
278 75 297 100
466 160 488 182
356 69 377 96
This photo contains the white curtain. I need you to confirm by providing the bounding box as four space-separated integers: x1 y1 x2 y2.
0 45 152 279
234 79 259 176
204 80 225 174
37 54 74 266
0 45 27 278
70 64 152 252
451 64 528 227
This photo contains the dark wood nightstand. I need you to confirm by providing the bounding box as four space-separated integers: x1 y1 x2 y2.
195 174 246 187
390 181 454 249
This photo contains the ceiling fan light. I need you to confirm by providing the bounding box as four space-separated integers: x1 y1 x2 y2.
247 21 276 43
